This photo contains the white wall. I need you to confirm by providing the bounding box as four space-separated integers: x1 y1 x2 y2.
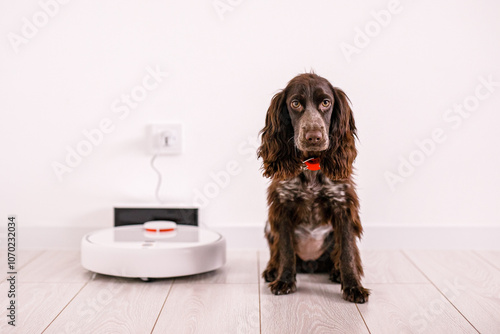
1 0 499 233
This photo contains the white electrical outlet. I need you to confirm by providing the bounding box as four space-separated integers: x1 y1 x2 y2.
148 123 183 155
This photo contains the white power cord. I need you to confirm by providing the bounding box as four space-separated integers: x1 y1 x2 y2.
150 152 205 228
150 153 165 204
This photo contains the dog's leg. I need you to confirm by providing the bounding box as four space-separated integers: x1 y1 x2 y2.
329 242 342 283
263 222 279 282
266 204 297 295
332 208 370 303
268 221 297 295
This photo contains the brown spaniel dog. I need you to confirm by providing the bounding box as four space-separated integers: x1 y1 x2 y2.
257 73 369 303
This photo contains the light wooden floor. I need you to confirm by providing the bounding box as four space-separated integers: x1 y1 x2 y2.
1 249 499 333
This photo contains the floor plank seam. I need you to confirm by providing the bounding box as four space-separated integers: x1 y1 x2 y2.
355 304 372 334
19 250 48 270
149 279 175 334
472 251 500 271
1 250 47 284
401 251 481 334
40 280 91 333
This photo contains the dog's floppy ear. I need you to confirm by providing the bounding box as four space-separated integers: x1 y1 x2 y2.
321 87 357 180
257 91 301 180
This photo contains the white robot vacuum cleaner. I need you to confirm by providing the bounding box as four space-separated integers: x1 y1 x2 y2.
81 221 226 280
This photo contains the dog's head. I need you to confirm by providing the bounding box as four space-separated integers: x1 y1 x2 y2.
258 73 357 180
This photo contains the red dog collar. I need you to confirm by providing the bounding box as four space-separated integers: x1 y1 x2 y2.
303 157 321 171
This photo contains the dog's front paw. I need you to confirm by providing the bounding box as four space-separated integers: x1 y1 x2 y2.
342 286 370 303
269 280 297 295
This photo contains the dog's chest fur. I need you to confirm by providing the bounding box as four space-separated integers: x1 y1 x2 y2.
274 170 347 261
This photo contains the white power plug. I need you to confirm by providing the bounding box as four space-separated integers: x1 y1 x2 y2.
147 123 183 155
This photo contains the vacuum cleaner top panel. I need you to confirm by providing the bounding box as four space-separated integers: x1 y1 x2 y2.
86 225 221 249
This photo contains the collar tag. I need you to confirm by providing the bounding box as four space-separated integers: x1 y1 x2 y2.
303 157 321 171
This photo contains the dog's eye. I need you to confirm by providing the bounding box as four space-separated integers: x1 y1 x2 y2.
321 99 331 108
291 100 301 109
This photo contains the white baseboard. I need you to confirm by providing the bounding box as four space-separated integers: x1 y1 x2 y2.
0 224 498 250
359 224 500 250
213 224 500 250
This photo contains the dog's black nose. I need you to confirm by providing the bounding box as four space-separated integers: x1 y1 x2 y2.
305 130 322 143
